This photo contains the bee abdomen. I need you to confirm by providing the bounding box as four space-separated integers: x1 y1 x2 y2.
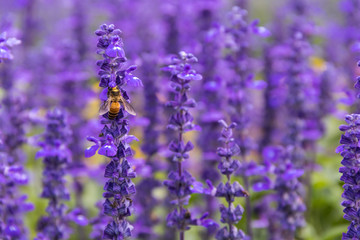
109 102 121 120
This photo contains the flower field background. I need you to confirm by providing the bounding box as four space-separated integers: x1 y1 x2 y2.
0 0 356 239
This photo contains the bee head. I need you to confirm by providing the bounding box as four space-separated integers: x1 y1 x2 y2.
109 86 120 96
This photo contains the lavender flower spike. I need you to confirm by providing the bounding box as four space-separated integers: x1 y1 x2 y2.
163 51 216 239
263 146 306 239
86 24 142 239
0 98 33 240
35 109 72 239
215 120 248 240
0 35 33 240
338 114 360 239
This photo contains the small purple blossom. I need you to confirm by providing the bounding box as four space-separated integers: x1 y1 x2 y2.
0 32 20 63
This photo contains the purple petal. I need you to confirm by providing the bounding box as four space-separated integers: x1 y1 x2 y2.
98 144 117 157
85 144 99 158
105 44 125 58
100 88 108 101
125 74 143 87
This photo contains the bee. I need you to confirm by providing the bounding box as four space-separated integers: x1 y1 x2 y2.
99 86 136 119
184 210 191 220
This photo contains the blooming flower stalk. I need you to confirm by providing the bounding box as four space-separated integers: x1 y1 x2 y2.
215 120 248 240
85 23 141 239
35 109 72 239
0 35 33 240
338 114 360 239
262 146 305 239
163 51 215 240
0 98 33 240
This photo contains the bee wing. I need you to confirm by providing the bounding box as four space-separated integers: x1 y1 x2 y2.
121 100 137 116
99 99 111 115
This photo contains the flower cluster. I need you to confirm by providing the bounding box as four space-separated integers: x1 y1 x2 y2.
85 23 141 239
0 32 20 63
215 120 248 240
163 51 216 238
263 146 306 239
35 109 72 239
0 37 33 239
338 114 360 239
0 96 33 240
1 1 358 239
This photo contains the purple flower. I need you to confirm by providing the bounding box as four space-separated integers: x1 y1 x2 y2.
163 51 217 238
219 204 244 224
36 109 73 239
98 135 118 157
0 32 20 63
87 24 141 238
164 171 195 201
262 146 306 238
0 51 33 239
103 220 133 240
338 114 360 239
216 226 247 240
215 182 248 202
214 120 248 239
